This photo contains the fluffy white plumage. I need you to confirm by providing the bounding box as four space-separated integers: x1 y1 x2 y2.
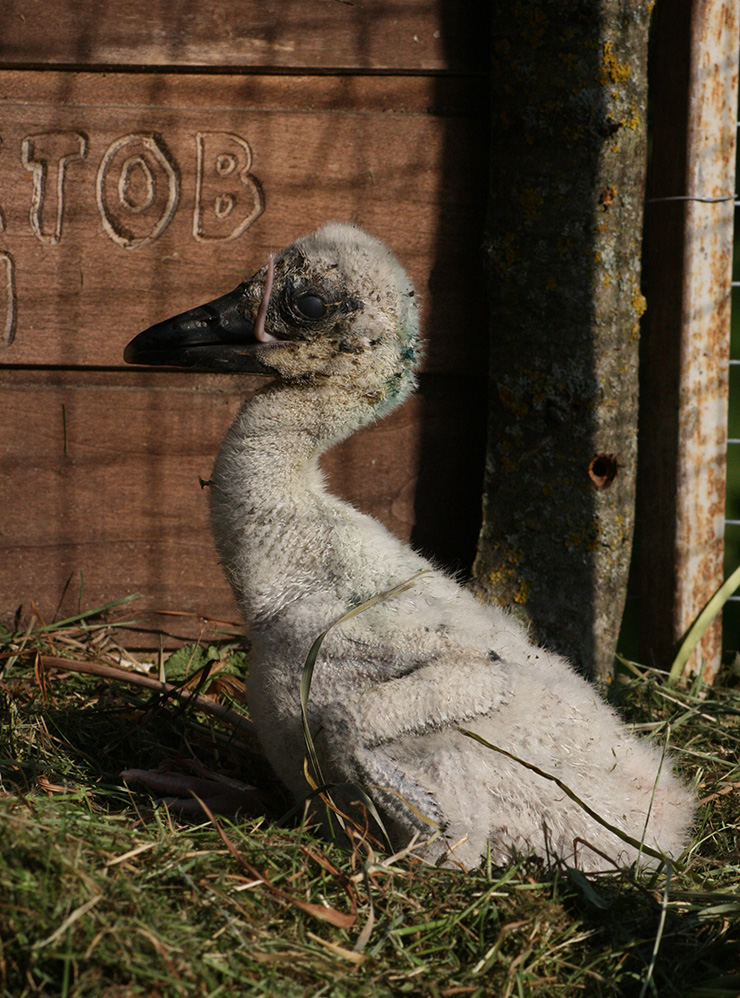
126 222 696 871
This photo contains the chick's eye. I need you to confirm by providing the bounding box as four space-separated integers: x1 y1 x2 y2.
293 294 327 320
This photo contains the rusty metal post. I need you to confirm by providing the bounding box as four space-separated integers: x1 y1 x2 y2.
639 0 739 681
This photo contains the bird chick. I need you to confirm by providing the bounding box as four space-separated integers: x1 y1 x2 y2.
124 223 695 871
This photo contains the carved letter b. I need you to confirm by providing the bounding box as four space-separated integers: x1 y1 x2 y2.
194 132 263 241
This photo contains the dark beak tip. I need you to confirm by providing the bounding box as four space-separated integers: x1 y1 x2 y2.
123 285 264 371
123 325 163 366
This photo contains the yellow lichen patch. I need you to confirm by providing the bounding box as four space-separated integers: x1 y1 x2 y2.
487 568 510 588
632 289 647 318
626 100 640 130
513 579 531 605
599 42 631 86
485 543 525 595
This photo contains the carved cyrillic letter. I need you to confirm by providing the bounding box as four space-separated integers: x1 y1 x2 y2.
0 135 5 233
0 251 16 348
21 132 87 245
194 132 263 241
96 134 179 249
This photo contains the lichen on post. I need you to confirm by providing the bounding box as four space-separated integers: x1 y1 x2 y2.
472 1 651 681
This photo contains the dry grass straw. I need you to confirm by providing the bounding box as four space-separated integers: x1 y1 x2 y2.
1 595 740 997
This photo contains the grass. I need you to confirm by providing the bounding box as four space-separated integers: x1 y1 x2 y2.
2 598 740 997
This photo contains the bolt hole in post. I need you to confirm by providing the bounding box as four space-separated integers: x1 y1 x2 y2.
588 454 618 489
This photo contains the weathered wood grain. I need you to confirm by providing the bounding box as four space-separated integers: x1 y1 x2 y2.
638 0 738 679
0 370 485 642
1 0 488 73
0 71 487 374
473 3 649 680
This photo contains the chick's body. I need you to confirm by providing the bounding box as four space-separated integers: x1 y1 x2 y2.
126 222 695 871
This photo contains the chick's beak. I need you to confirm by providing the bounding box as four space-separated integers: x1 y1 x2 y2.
124 262 275 373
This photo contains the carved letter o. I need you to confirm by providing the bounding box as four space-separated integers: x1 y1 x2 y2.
97 134 179 249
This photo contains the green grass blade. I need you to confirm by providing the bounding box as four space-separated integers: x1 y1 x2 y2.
637 863 672 998
669 564 740 681
23 593 145 637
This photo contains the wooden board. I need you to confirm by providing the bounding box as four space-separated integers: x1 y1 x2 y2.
0 370 486 641
1 0 488 73
0 71 487 374
0 4 491 643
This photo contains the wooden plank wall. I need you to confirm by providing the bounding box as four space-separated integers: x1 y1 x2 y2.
0 1 489 642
